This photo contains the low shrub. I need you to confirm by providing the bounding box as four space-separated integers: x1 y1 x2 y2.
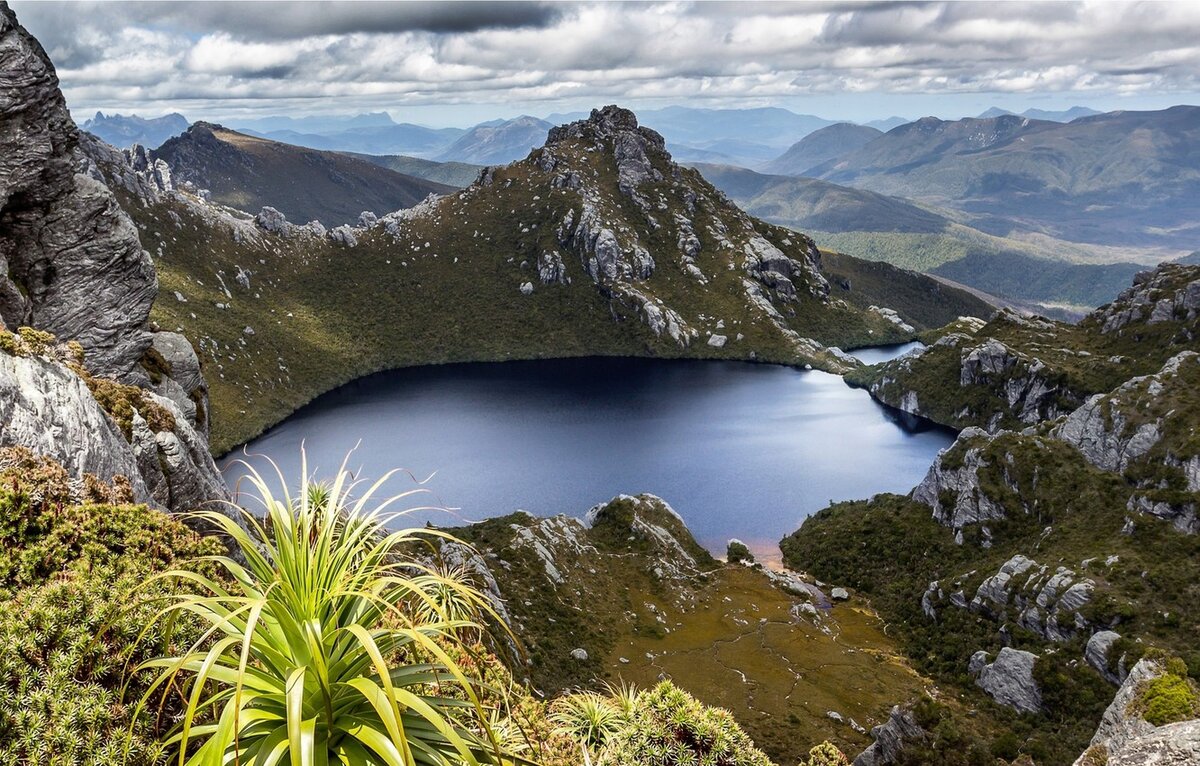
1135 660 1200 726
727 538 754 564
0 452 222 765
595 681 772 766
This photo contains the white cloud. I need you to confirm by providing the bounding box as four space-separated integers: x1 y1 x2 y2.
9 0 1200 122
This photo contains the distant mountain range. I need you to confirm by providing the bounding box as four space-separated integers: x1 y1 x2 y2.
976 105 1102 122
864 116 909 131
693 163 1145 312
228 112 396 134
81 111 189 148
82 102 1198 308
152 123 453 225
233 123 466 158
762 123 883 176
348 153 482 188
803 107 1200 251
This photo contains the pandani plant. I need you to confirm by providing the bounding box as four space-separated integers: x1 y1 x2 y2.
130 451 523 766
547 682 637 766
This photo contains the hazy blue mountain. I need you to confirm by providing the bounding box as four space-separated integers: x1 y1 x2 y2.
241 124 465 157
763 123 883 176
665 144 740 164
228 112 396 134
864 116 909 131
694 163 1145 308
544 110 589 124
637 106 836 150
434 115 553 164
80 111 190 149
977 105 1103 122
812 106 1200 250
349 153 482 188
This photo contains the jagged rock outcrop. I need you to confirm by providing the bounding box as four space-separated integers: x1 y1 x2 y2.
911 427 1011 532
860 263 1200 434
0 3 227 515
0 7 155 381
1053 352 1200 533
970 647 1042 714
148 330 210 436
1086 630 1126 685
862 313 1072 432
1097 720 1200 765
852 705 927 766
923 553 1096 642
1094 265 1200 335
1074 658 1200 765
584 493 715 580
0 352 150 497
546 104 665 199
869 306 915 335
958 337 1068 427
131 390 227 512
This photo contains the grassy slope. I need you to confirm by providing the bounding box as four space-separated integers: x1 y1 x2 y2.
820 250 993 330
451 500 928 766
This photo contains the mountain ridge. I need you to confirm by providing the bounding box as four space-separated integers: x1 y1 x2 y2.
151 122 454 225
81 110 190 149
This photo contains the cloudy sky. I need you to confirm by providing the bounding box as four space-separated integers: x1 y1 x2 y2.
12 0 1200 127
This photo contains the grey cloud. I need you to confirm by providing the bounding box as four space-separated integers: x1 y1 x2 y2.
17 1 561 40
8 0 1200 120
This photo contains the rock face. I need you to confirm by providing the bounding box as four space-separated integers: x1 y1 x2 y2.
0 3 227 515
923 553 1096 643
912 427 1010 531
0 7 155 380
1053 352 1200 533
1094 265 1200 336
0 352 149 498
1080 657 1180 763
1101 720 1200 765
852 705 926 766
863 314 1074 433
132 391 227 513
1085 630 1126 685
970 647 1042 714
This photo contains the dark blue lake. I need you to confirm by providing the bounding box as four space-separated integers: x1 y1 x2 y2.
222 350 947 561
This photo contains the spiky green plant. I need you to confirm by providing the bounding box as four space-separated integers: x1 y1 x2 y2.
548 691 625 766
133 452 516 766
601 681 640 720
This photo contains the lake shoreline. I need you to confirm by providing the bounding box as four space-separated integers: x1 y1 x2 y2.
222 352 953 556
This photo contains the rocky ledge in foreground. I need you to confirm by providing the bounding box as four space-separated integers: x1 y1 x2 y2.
0 3 227 516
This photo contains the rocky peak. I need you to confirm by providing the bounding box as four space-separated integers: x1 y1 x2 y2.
0 2 154 381
545 104 667 198
546 104 666 154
